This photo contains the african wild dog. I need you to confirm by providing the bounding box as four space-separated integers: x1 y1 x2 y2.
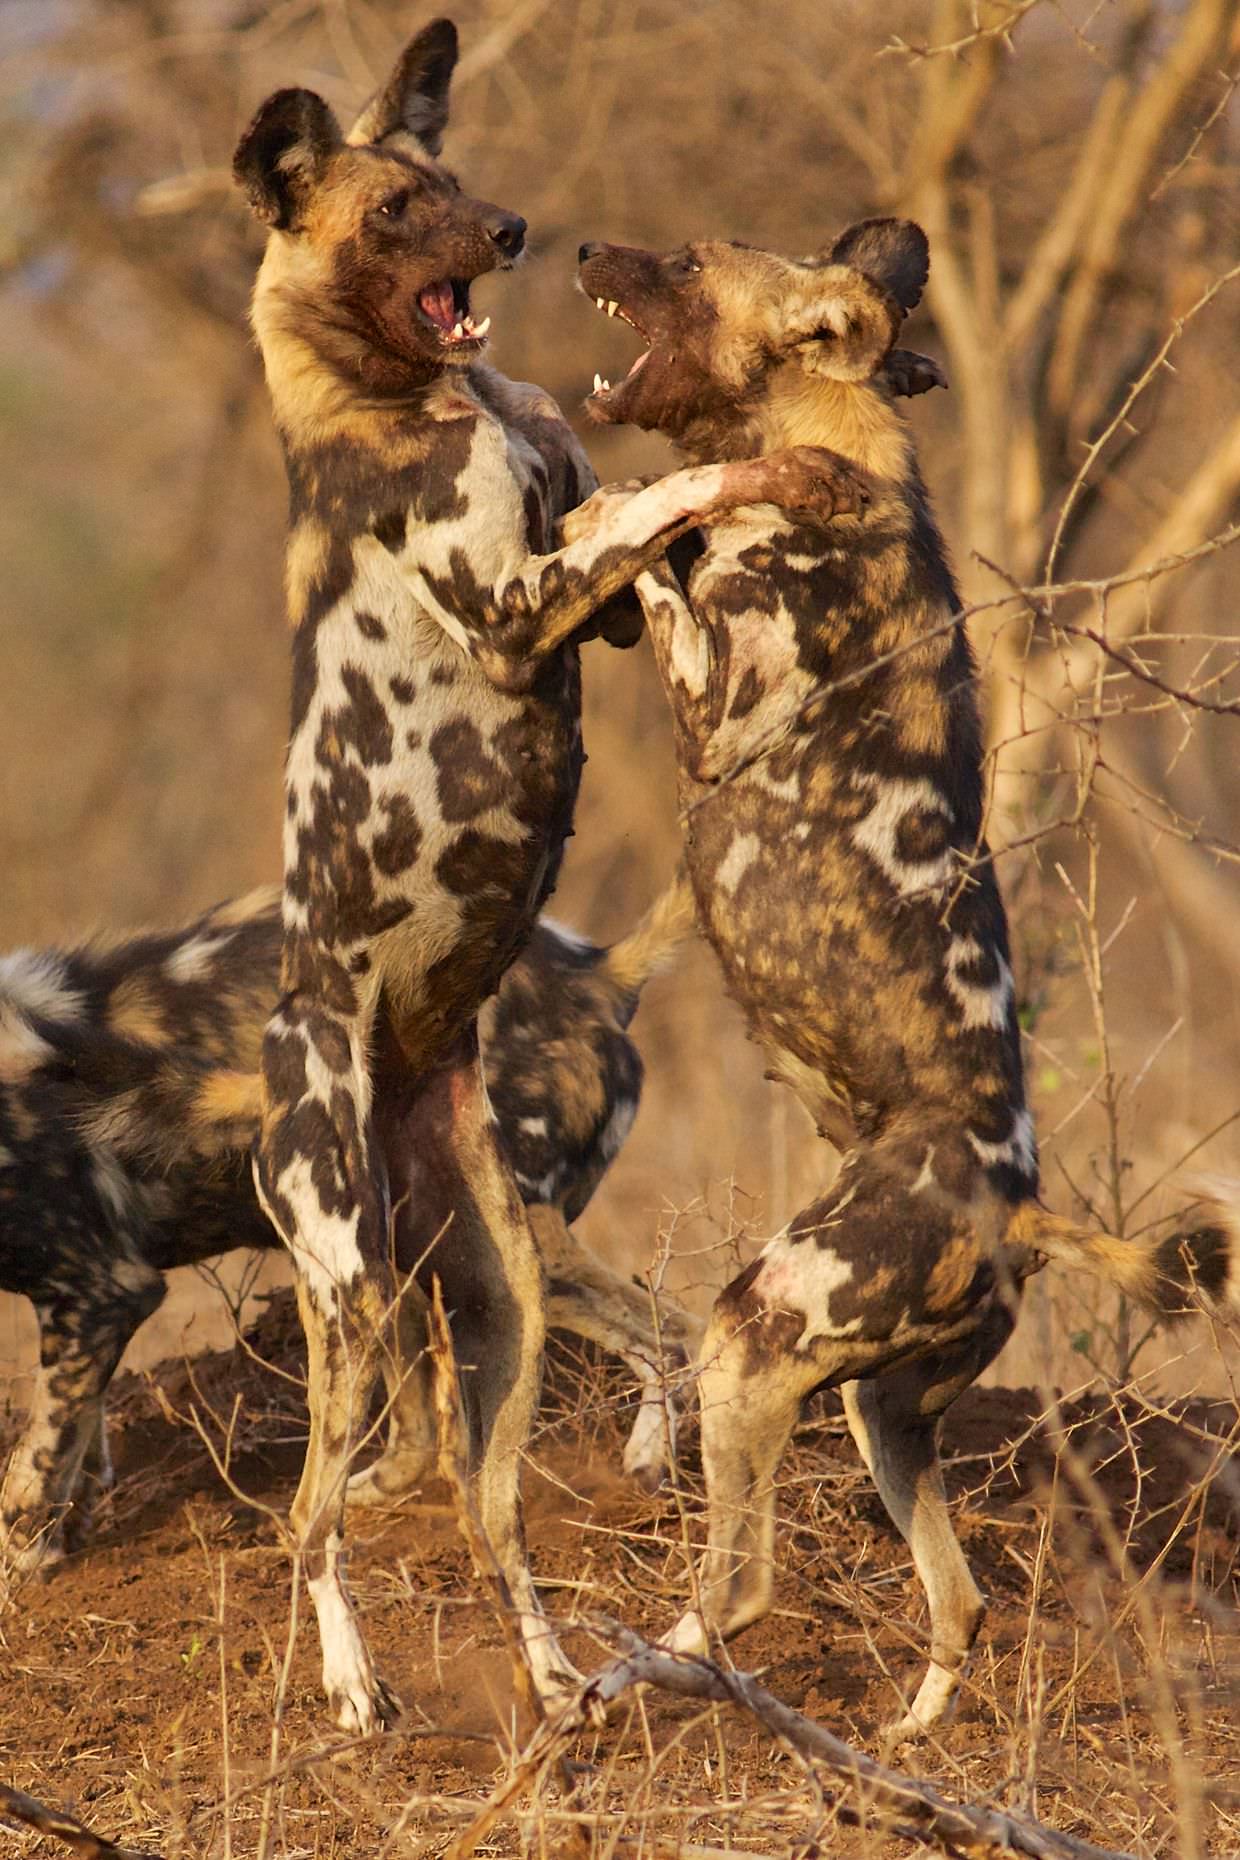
577 220 1240 1738
0 880 701 1579
230 16 858 1731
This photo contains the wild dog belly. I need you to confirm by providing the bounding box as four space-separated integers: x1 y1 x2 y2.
650 522 824 784
283 598 582 1050
682 748 1026 1151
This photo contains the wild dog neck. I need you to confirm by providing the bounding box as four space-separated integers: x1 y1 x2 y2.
251 262 453 438
674 365 915 488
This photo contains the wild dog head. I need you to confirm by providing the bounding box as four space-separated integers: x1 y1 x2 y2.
578 218 934 458
234 19 526 394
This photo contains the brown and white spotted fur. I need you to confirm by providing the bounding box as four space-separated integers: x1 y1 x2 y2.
577 220 1240 1739
0 881 701 1580
229 18 855 1731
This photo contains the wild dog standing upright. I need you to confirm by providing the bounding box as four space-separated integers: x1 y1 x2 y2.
233 18 860 1731
578 222 1240 1737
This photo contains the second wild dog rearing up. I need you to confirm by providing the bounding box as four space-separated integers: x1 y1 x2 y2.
578 219 1240 1738
233 17 861 1733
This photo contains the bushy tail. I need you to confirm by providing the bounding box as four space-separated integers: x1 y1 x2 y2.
1008 1181 1240 1323
603 869 698 996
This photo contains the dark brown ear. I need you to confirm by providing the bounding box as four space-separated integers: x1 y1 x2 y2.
233 88 341 230
347 18 459 153
885 347 948 397
829 218 929 314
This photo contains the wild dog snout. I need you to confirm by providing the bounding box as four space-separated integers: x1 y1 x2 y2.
488 209 527 261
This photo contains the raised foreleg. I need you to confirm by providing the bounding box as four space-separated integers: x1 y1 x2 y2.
398 451 866 688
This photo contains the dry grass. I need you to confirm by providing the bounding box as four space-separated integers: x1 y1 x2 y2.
2 1287 1239 1857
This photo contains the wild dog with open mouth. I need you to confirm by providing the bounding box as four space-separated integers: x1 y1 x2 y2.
230 19 857 1731
0 880 701 1580
578 221 1240 1739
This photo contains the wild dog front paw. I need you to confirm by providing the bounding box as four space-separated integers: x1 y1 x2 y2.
764 446 870 524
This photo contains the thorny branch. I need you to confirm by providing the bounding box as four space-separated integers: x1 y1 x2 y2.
444 1620 1141 1860
0 1782 161 1860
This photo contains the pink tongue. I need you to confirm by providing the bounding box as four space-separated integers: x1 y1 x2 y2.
418 280 456 329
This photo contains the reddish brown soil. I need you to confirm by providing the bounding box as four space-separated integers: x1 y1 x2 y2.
3 1293 1239 1857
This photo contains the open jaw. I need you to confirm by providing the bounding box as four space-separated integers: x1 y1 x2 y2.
415 277 492 350
584 292 653 419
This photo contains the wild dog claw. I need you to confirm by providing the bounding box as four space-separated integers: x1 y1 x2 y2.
781 445 870 521
329 1673 403 1736
734 446 868 526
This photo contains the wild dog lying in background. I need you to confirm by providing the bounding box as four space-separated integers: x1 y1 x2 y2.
233 18 858 1730
0 880 701 1580
578 220 1240 1739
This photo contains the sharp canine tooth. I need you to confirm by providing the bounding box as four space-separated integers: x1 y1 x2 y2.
593 373 603 392
596 297 605 309
452 320 464 338
607 300 618 317
474 315 491 337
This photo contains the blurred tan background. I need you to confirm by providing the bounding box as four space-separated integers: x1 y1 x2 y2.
2 0 1239 1404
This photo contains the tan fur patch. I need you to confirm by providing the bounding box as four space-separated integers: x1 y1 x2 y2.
924 1234 983 1313
108 977 170 1047
285 519 331 629
194 1069 264 1133
757 372 914 483
207 886 281 930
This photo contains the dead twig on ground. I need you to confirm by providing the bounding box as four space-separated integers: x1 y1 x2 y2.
0 1782 161 1860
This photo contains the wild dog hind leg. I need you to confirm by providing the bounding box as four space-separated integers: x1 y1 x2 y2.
841 1303 1015 1743
1 1265 163 1579
665 1272 812 1655
531 1204 703 1492
255 988 399 1735
390 1030 575 1708
667 1151 1010 1698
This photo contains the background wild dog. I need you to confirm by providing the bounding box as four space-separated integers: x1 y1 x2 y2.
232 15 858 1731
578 220 1240 1740
0 882 701 1580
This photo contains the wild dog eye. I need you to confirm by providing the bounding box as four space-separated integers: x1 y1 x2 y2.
376 190 410 220
674 254 701 276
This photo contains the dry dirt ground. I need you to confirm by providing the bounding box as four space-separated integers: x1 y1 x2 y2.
2 1291 1239 1859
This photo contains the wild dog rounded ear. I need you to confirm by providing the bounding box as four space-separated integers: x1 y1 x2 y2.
827 219 929 315
347 18 459 153
233 89 342 230
786 264 902 382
